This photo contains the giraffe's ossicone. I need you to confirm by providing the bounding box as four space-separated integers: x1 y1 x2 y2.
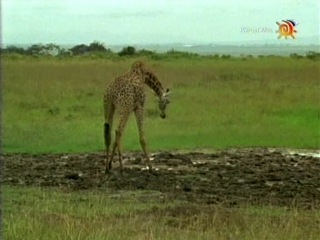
103 61 171 174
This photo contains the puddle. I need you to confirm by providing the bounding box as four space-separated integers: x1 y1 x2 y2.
288 151 320 158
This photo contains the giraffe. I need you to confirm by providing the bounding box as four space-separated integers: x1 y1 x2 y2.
103 61 170 174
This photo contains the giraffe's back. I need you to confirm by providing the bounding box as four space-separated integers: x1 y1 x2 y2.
106 75 146 113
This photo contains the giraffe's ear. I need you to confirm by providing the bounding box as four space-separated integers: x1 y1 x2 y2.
165 88 171 95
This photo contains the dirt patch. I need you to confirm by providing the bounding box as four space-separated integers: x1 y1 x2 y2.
2 148 320 208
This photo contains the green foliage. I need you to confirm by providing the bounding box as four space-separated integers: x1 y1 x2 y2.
137 49 155 56
290 53 303 59
69 41 111 55
118 46 136 56
1 44 63 56
26 43 62 56
1 42 320 61
305 51 320 61
221 54 231 59
165 49 200 59
69 44 88 55
88 41 108 52
1 46 26 54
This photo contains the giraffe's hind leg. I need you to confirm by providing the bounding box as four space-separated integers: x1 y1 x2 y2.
104 101 115 174
109 111 130 175
105 123 115 174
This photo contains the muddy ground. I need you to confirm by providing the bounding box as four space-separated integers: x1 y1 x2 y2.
2 148 320 208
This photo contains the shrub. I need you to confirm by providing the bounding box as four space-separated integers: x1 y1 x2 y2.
26 43 61 56
1 46 26 55
305 51 320 61
137 49 155 56
118 46 136 56
69 41 111 56
290 53 303 59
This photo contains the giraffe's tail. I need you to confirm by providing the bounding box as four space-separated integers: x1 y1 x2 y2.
104 123 111 148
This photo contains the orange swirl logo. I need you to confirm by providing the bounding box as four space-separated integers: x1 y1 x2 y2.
276 20 297 39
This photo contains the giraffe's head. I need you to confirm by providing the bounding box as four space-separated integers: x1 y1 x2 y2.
131 61 170 118
158 88 171 119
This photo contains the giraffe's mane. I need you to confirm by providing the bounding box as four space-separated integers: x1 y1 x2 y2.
129 61 164 97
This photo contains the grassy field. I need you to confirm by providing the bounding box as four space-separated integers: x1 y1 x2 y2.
2 56 319 153
2 55 320 239
4 186 320 240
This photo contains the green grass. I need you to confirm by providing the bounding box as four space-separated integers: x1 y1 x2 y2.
2 57 320 153
4 185 320 240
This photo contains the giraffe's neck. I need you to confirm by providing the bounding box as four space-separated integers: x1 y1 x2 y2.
129 63 164 97
143 72 164 98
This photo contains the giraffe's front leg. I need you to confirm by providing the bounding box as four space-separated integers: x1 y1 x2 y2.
134 108 153 172
139 133 153 172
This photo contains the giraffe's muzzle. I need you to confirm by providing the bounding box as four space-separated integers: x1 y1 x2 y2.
160 113 166 119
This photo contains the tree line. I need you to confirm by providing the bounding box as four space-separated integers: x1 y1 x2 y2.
1 41 319 60
0 41 154 57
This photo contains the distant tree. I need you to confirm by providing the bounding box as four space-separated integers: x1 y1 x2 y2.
137 49 155 56
44 43 61 56
88 41 108 52
26 44 43 55
57 48 72 57
306 51 320 61
221 54 231 59
289 53 303 59
118 46 136 56
166 49 177 55
2 46 26 54
26 43 61 56
165 49 199 58
69 44 89 55
69 41 111 55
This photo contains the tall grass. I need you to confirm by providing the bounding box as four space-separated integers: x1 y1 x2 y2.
4 186 320 240
2 57 319 153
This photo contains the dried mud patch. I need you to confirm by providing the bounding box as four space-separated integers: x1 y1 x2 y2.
2 148 320 208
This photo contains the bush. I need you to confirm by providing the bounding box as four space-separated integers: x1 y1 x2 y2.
88 41 108 52
118 46 136 56
1 46 26 55
69 44 89 55
221 54 231 59
69 41 111 55
137 49 155 56
305 51 320 61
290 53 303 59
26 43 61 56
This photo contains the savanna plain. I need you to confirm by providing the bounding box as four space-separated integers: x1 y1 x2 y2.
2 54 320 239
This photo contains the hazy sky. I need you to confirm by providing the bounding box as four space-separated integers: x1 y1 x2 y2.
2 0 320 45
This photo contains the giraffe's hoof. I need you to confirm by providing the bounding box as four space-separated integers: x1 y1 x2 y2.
141 166 151 171
142 166 156 173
